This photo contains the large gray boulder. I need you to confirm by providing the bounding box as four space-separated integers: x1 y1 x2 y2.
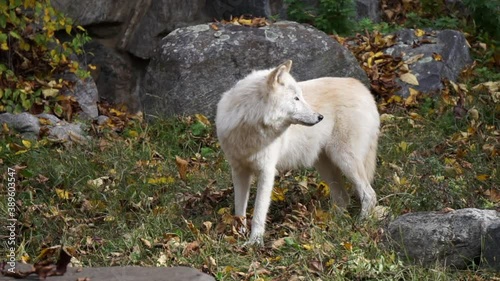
387 208 500 270
385 29 472 97
52 0 135 26
123 0 207 59
141 21 368 120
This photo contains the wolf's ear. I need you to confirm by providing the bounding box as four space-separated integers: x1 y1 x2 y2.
267 60 292 88
282 60 292 72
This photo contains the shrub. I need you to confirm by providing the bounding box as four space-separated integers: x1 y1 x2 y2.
285 0 357 35
0 0 91 114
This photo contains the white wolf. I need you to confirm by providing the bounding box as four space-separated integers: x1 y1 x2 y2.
216 60 380 245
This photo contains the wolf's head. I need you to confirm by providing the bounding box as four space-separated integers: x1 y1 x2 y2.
264 60 323 127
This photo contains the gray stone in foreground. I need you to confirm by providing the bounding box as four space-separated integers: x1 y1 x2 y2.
2 265 214 281
483 221 500 271
387 208 500 269
142 21 368 120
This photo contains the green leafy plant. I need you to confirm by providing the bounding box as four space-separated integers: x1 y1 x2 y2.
0 0 91 114
462 0 500 41
285 0 357 35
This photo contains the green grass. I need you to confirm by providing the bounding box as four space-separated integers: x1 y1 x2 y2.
0 88 498 280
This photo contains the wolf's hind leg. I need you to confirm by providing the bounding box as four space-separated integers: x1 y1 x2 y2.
328 150 377 218
315 153 350 212
232 168 251 233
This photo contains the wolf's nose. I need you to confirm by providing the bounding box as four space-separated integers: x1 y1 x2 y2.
318 114 324 121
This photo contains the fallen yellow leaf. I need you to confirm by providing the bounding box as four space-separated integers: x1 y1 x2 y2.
476 174 489 181
400 72 419 86
22 139 31 148
432 52 443 61
414 29 425 37
271 186 288 201
55 188 71 199
405 88 420 106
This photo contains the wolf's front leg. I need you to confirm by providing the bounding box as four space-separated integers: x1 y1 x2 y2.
232 168 251 234
245 168 276 246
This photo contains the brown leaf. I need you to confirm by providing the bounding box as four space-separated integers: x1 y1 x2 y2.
182 241 200 257
175 156 188 181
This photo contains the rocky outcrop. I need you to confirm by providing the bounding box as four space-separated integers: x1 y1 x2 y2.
83 41 141 113
386 29 472 97
141 21 369 120
386 208 500 270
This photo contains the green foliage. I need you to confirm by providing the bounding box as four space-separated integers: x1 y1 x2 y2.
355 18 400 34
0 0 91 114
405 12 461 30
462 0 500 41
285 0 357 35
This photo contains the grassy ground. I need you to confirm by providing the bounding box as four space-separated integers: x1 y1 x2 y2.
1 78 498 280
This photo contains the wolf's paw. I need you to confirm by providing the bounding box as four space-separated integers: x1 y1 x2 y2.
243 235 264 247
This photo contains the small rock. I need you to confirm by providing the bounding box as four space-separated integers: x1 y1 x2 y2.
48 122 88 145
58 72 99 120
97 115 110 126
0 112 40 139
37 113 62 125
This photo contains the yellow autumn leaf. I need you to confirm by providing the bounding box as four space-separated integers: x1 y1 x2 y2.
195 114 210 126
22 139 31 148
42 88 59 98
405 88 420 106
238 18 253 26
147 176 175 185
271 186 288 201
476 174 489 181
217 207 230 215
432 52 443 61
398 141 409 152
414 29 425 37
55 188 71 200
400 72 419 86
343 241 353 251
318 181 330 198
128 130 139 138
104 215 115 221
302 244 313 250
388 95 403 104
1 43 9 51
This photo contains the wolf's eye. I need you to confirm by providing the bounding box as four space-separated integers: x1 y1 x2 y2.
294 97 299 101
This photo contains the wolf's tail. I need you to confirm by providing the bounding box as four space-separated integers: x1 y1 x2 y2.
364 132 379 183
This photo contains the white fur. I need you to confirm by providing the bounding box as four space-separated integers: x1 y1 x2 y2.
216 61 380 245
